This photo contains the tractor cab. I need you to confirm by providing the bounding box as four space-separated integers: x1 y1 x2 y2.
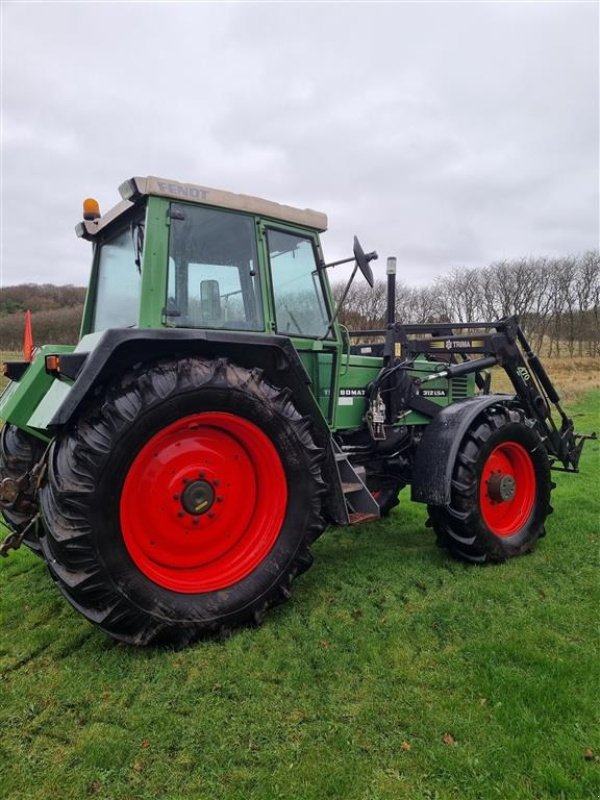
77 177 332 334
76 177 344 421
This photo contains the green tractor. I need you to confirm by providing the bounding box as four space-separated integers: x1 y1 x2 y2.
0 177 591 646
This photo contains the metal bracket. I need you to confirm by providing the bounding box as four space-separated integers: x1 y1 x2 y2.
366 391 386 441
0 513 40 557
0 440 50 557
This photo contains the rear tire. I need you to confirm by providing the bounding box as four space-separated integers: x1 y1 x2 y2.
40 358 326 646
428 405 551 563
0 424 45 555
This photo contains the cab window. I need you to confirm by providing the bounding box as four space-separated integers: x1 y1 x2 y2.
91 217 143 332
166 204 263 330
267 229 330 338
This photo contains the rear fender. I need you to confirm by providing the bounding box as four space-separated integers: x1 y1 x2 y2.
411 395 514 506
40 328 348 525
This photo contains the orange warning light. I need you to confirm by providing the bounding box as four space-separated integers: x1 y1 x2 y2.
83 198 101 221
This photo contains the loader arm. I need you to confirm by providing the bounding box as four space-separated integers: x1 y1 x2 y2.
387 315 593 472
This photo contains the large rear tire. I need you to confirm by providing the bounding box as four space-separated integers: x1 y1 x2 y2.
0 424 45 556
428 405 552 563
40 358 326 646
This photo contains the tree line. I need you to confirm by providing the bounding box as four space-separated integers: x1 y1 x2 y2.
0 284 86 350
334 251 599 357
1 252 598 356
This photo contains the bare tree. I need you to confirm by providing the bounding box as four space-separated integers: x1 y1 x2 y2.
332 251 599 357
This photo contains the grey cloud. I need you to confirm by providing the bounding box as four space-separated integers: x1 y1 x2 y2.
1 1 597 290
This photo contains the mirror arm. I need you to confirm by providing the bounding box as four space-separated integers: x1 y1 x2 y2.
321 262 359 339
322 255 356 270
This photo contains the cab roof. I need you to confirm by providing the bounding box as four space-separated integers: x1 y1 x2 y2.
76 176 328 239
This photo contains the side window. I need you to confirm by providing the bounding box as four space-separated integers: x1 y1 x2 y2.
267 229 330 338
92 224 142 332
166 204 263 331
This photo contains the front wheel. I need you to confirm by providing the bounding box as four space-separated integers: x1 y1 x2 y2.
40 358 326 646
428 405 552 563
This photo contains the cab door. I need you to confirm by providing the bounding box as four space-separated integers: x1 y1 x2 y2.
261 224 341 424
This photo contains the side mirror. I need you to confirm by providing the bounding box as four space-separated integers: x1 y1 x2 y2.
200 280 222 322
353 236 377 288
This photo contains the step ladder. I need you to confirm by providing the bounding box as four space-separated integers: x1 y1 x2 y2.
332 440 381 525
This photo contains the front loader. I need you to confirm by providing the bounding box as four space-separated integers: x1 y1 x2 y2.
0 176 592 646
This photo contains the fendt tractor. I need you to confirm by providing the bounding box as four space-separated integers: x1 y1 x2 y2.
0 177 592 646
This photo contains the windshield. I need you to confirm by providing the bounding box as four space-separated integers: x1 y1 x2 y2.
91 218 144 332
166 203 263 331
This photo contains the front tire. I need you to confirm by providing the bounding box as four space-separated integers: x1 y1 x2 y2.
428 405 552 563
40 358 326 646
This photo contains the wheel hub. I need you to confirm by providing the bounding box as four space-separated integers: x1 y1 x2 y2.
181 480 215 516
479 440 536 537
487 472 516 503
120 412 287 593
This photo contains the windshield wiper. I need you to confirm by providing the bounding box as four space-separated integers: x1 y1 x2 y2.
131 221 145 273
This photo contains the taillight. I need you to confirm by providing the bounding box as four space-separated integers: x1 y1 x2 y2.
45 355 61 374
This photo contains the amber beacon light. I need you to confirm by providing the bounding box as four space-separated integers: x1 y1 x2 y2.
83 198 101 221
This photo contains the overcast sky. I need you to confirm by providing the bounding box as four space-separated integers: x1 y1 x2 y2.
1 1 598 290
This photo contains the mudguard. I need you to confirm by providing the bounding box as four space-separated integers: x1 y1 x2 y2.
46 329 316 425
411 394 514 506
41 327 348 525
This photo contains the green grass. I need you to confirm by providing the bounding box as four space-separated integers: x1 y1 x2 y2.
1 392 599 800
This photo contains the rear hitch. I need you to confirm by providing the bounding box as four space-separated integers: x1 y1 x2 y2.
0 475 25 506
0 513 41 557
0 446 49 556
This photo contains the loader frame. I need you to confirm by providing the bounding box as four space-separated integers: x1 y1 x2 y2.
349 315 590 474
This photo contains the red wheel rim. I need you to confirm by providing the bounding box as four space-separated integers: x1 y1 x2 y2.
479 441 536 537
120 412 287 593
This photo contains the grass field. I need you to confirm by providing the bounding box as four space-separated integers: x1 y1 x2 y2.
490 355 600 403
0 385 598 799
